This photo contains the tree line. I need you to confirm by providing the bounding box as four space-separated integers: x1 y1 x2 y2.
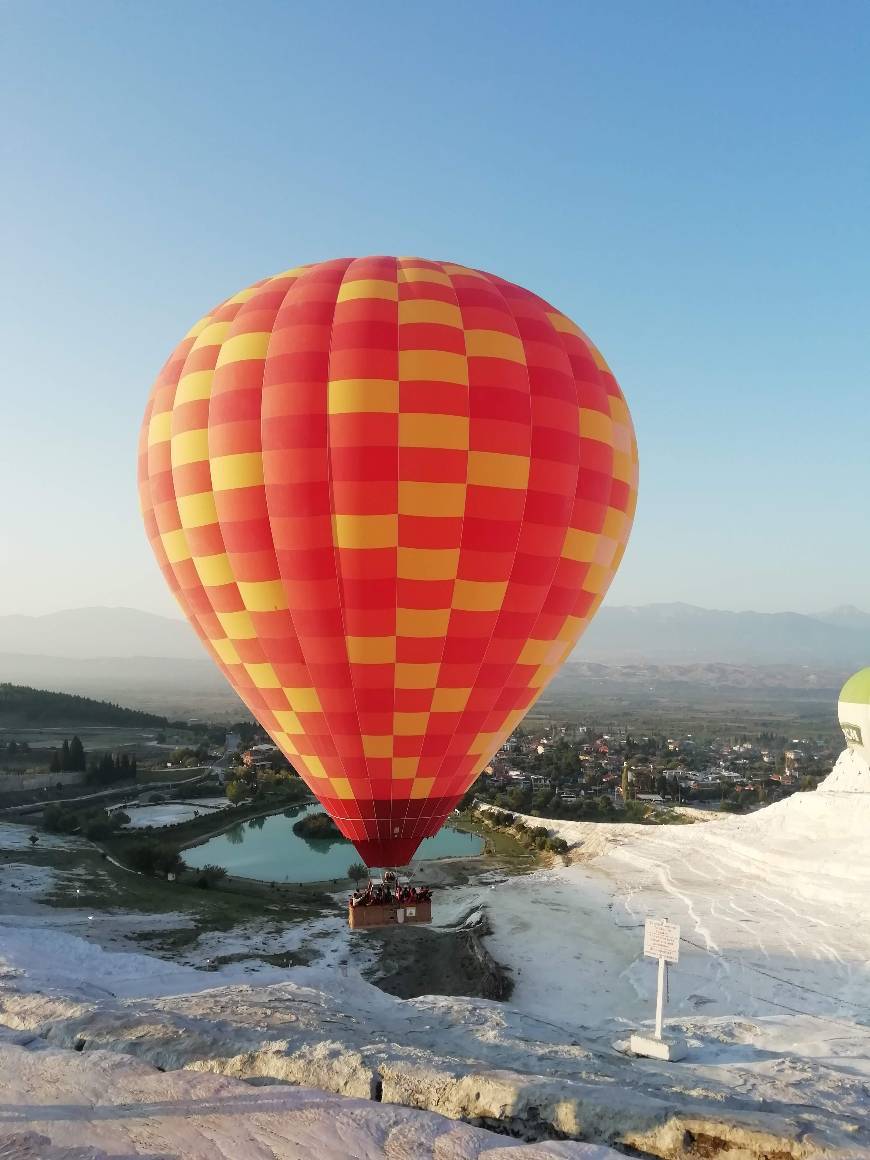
0 683 167 727
49 736 87 772
48 736 138 784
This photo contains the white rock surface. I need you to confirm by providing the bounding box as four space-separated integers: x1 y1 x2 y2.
816 743 870 792
0 752 868 1156
0 1038 618 1159
121 799 230 829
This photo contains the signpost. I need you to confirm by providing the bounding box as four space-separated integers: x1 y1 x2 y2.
630 917 687 1061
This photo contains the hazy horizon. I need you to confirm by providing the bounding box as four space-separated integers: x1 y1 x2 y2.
3 602 868 668
4 600 869 623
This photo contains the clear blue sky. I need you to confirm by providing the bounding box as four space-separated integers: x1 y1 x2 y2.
1 1 867 618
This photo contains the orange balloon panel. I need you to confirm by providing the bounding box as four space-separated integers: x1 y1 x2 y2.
138 257 638 866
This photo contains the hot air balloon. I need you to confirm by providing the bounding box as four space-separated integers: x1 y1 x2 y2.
838 669 870 764
139 256 638 870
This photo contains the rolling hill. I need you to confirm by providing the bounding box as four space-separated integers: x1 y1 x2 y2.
3 603 869 668
572 602 870 666
0 683 168 727
0 607 200 660
1 603 867 719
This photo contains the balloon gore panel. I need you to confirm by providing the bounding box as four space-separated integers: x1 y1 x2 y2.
138 256 638 866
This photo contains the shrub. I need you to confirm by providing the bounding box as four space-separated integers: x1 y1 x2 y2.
125 840 160 875
293 811 341 840
42 804 78 834
195 863 227 889
623 802 648 823
155 844 185 877
125 840 185 878
83 817 115 841
282 778 309 803
78 808 128 842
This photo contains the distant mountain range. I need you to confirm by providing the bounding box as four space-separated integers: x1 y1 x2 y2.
1 603 869 668
0 608 202 660
574 603 870 667
0 603 867 717
0 608 228 717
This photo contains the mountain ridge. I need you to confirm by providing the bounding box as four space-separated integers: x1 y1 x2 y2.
0 607 199 660
575 602 870 665
1 603 868 668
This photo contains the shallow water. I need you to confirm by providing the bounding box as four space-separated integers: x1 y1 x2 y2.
184 802 483 882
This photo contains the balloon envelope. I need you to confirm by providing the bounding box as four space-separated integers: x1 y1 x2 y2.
139 257 638 866
839 668 870 764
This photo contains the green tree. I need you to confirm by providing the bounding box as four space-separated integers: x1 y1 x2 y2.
347 861 368 886
43 804 78 834
293 812 340 840
531 789 554 812
458 788 477 811
226 779 249 804
83 814 115 840
155 845 186 876
69 736 86 772
126 840 185 877
507 786 531 812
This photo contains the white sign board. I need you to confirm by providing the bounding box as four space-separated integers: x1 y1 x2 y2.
644 918 680 963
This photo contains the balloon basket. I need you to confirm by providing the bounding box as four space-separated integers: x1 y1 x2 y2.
347 898 432 930
347 870 433 929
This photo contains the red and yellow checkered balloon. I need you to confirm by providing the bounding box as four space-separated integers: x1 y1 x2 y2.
139 257 638 866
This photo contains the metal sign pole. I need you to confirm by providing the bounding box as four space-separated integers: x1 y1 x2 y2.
654 956 665 1040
